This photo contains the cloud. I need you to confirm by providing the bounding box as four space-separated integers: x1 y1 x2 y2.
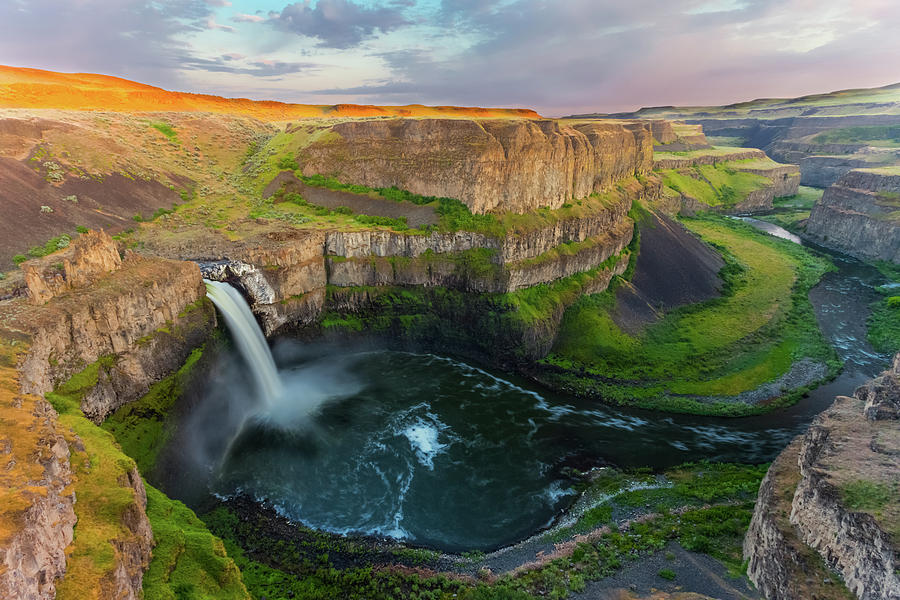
269 0 413 49
232 12 266 23
183 54 315 77
205 15 235 32
0 0 218 88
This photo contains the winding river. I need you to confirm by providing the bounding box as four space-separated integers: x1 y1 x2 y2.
171 219 891 553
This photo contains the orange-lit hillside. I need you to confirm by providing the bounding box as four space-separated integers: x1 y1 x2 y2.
0 65 541 120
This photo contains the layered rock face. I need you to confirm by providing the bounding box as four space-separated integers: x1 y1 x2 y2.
655 146 800 216
11 252 213 421
197 177 647 334
745 355 900 600
653 148 767 170
22 230 122 304
806 169 900 263
0 363 76 600
297 118 652 214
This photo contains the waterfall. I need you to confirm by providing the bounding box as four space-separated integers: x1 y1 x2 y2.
204 279 283 404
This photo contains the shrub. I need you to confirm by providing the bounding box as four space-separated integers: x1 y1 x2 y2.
13 254 27 265
133 214 143 222
76 225 89 234
277 156 299 170
658 568 676 580
150 121 178 141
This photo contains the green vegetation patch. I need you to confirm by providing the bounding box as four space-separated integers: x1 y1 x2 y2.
143 485 250 600
554 462 766 541
102 347 203 476
150 121 179 143
543 215 837 415
660 164 771 209
813 125 900 146
273 172 640 238
840 480 896 513
868 263 900 354
774 186 823 211
46 356 141 599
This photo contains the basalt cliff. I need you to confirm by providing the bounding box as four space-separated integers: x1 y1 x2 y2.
805 168 900 263
295 118 653 214
744 355 900 600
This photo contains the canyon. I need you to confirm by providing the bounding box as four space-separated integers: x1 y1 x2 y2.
0 68 896 600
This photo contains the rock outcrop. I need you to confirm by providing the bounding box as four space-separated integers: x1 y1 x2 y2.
296 118 652 214
22 230 122 305
653 148 767 170
196 176 649 333
806 168 900 263
745 355 900 600
9 252 214 421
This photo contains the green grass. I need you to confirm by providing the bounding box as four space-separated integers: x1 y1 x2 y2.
658 568 677 580
774 185 823 210
46 356 145 599
813 125 900 145
757 210 810 231
660 164 771 209
150 121 179 143
840 480 895 512
274 172 642 239
868 295 900 354
543 214 836 414
554 462 767 540
143 485 250 600
290 173 504 235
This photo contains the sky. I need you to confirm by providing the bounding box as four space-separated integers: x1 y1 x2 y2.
1 0 898 116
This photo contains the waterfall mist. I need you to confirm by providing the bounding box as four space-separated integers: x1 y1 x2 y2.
181 281 364 497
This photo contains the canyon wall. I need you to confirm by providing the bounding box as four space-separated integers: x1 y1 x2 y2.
296 118 653 214
654 146 800 216
0 232 214 600
197 177 648 335
805 169 900 263
744 355 900 600
688 115 900 188
0 362 76 600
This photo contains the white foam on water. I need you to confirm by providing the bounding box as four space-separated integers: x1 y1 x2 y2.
543 480 576 506
402 418 448 470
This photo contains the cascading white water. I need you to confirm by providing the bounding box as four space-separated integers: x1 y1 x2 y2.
204 279 283 403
